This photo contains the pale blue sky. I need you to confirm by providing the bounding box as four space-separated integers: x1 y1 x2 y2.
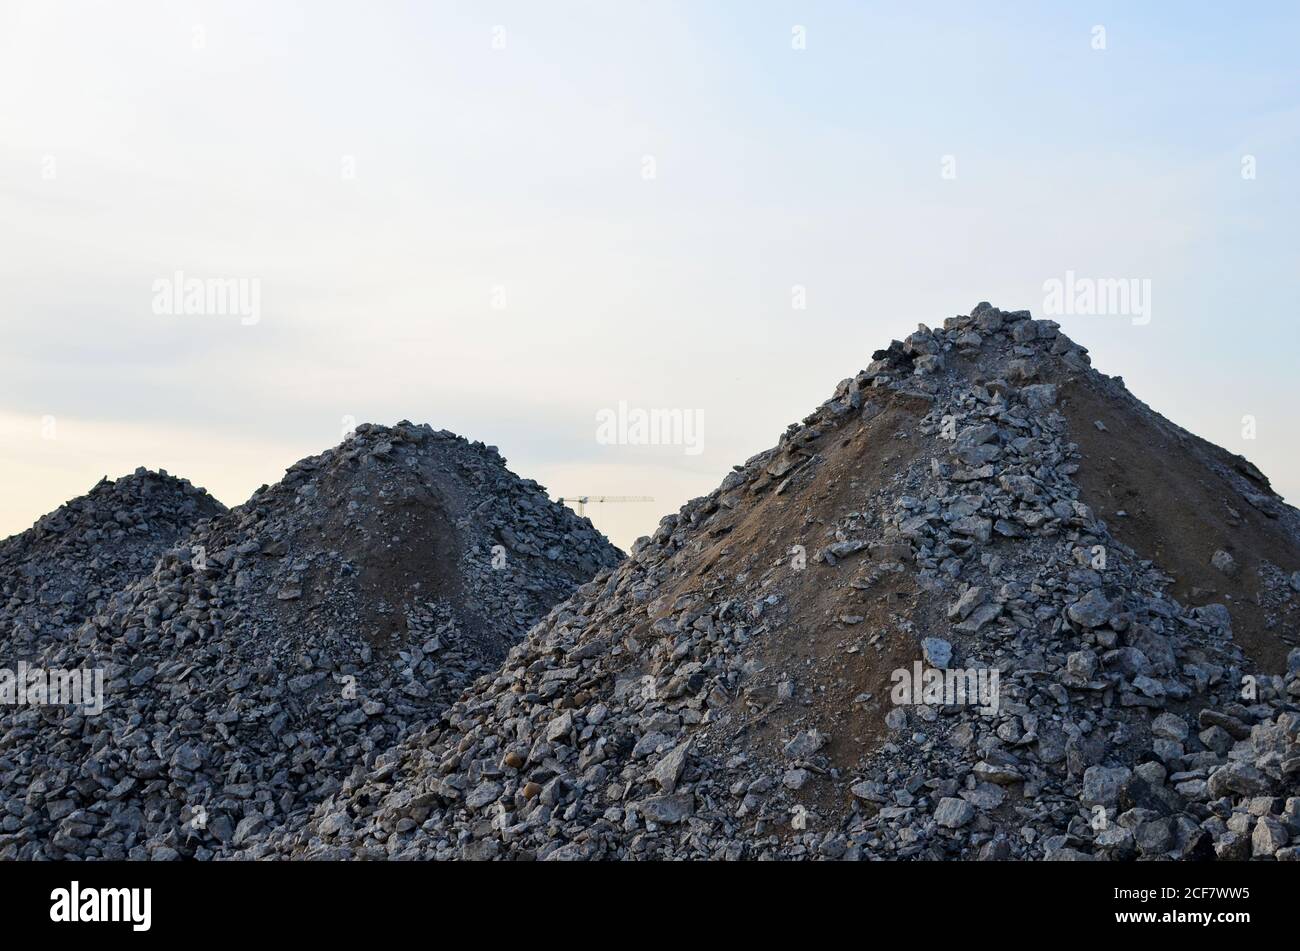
2 1 1297 548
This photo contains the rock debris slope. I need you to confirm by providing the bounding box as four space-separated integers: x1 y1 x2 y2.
0 422 621 859
260 304 1300 861
1 469 226 653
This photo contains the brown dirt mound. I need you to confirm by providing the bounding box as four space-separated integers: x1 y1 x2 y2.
1059 375 1300 672
626 388 934 825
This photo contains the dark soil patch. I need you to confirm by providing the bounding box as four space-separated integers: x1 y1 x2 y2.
1059 375 1300 673
629 388 933 827
287 466 470 654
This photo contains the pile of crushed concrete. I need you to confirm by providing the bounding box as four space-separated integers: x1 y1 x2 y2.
0 469 226 653
0 422 621 859
248 304 1300 862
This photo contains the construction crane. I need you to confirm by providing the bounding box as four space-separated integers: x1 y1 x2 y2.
557 495 654 517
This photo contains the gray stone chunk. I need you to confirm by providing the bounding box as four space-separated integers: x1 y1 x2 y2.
922 637 954 669
934 797 976 829
1081 765 1131 807
1068 588 1115 629
783 729 826 759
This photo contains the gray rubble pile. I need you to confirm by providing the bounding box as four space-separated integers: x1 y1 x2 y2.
0 422 621 859
1 469 226 652
256 304 1300 861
